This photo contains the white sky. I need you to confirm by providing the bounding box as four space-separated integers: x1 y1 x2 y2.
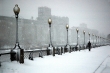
0 0 110 35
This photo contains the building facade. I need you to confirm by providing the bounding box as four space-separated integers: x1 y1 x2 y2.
0 7 69 49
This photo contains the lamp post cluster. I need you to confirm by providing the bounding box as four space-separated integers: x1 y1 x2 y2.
81 31 105 48
10 4 109 63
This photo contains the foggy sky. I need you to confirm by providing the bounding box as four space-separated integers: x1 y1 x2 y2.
0 0 110 35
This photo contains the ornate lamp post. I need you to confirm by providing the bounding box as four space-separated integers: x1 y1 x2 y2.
102 37 104 45
83 30 85 49
103 38 105 45
100 37 102 46
13 4 21 49
66 24 69 45
65 24 70 53
98 36 100 47
88 32 90 41
47 18 54 56
76 28 80 51
95 35 97 47
76 29 79 45
10 4 24 63
48 18 52 47
92 34 94 48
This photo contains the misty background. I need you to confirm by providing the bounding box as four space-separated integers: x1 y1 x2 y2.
0 0 110 49
0 0 110 35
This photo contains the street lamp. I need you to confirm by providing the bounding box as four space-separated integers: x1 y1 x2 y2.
98 36 99 47
92 34 94 48
102 37 104 45
76 28 79 51
66 24 69 45
88 32 90 41
13 4 20 49
65 24 70 53
10 4 24 63
100 37 101 46
83 30 85 49
47 18 54 56
95 35 97 47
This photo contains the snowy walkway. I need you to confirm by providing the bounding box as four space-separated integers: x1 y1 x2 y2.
0 45 110 73
101 56 110 73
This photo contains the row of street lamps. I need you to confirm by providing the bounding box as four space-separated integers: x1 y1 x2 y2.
12 4 108 58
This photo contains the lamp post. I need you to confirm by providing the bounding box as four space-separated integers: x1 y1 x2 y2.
92 34 94 48
102 37 104 45
98 36 99 46
48 18 52 47
10 4 24 63
47 18 54 56
13 4 21 49
103 38 105 45
95 35 97 47
66 24 69 45
76 29 79 45
88 32 90 41
65 24 70 53
100 37 102 46
76 28 79 51
83 30 85 49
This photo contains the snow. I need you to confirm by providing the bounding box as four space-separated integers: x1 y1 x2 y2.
0 45 110 73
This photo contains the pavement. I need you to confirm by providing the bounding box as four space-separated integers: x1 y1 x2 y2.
101 56 110 73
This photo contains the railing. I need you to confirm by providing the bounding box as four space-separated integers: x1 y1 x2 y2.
0 44 107 67
0 51 11 67
24 49 47 59
0 49 47 67
0 50 11 62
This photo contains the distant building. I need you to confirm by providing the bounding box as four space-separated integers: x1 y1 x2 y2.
69 23 99 45
0 7 103 49
79 23 87 28
0 7 69 49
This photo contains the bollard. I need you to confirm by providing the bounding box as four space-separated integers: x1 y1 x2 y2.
47 47 50 55
60 47 62 55
53 47 55 56
69 46 71 53
10 50 16 61
0 62 1 67
19 49 24 63
0 54 1 67
61 47 63 53
63 47 65 53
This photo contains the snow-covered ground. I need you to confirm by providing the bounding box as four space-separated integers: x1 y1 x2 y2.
0 45 110 73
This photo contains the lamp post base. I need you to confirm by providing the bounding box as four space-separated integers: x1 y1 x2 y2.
65 44 70 53
10 43 21 62
76 44 80 51
83 44 86 49
47 44 55 56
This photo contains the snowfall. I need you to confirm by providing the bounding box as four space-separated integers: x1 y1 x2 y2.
0 45 110 73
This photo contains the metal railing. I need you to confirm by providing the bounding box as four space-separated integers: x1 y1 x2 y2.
0 49 47 67
24 49 47 59
0 51 11 67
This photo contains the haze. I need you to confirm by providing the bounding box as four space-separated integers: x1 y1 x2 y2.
0 0 110 35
